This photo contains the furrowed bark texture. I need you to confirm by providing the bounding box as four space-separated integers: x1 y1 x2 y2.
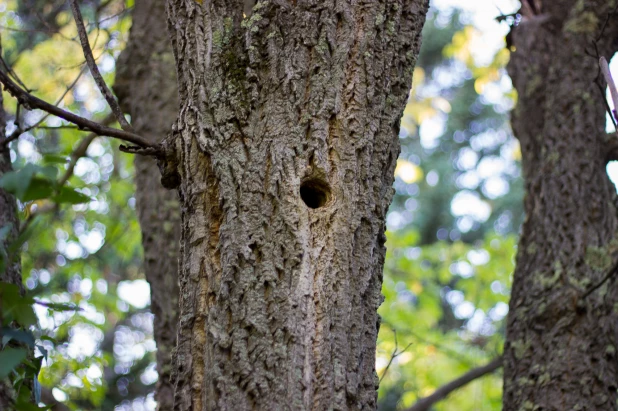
503 2 618 410
0 84 22 409
114 1 181 408
165 1 428 409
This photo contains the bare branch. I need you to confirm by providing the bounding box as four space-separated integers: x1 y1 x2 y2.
0 69 157 151
68 0 132 132
405 356 503 411
2 129 22 148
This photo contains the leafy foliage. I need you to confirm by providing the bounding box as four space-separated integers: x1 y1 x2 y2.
377 6 521 410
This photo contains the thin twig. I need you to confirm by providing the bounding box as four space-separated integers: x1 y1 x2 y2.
405 356 503 411
68 0 132 132
0 69 157 150
595 2 618 44
600 56 618 124
379 328 413 384
595 78 618 130
13 101 21 130
58 113 116 187
94 6 133 27
381 318 477 367
2 67 85 149
95 0 116 14
32 5 68 40
22 66 87 134
0 54 29 92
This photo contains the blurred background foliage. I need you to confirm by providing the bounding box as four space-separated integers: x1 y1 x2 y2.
0 0 524 409
377 3 521 409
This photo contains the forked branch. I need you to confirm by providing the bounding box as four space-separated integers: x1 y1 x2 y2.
68 0 133 132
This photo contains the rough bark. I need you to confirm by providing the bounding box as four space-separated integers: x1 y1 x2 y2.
114 1 181 408
0 81 23 410
164 1 428 409
503 2 618 410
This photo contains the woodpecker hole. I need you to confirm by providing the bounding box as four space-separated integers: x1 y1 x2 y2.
300 178 331 209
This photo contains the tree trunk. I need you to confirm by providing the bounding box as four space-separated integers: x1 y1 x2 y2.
503 2 618 410
163 1 428 409
114 1 181 409
0 84 22 410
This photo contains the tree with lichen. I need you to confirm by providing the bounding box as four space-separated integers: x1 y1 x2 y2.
162 1 429 408
502 1 618 409
1 0 430 409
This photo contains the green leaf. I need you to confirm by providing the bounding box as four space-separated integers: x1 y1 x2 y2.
0 163 38 199
13 305 37 328
8 216 41 256
15 386 50 410
0 164 60 202
38 166 58 180
22 356 43 373
21 178 54 202
33 378 41 403
1 328 35 348
35 344 48 361
0 347 27 378
39 336 57 344
15 401 49 411
52 187 91 204
41 154 68 165
0 282 37 327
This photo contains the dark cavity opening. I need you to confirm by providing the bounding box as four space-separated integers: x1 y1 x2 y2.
300 178 331 209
